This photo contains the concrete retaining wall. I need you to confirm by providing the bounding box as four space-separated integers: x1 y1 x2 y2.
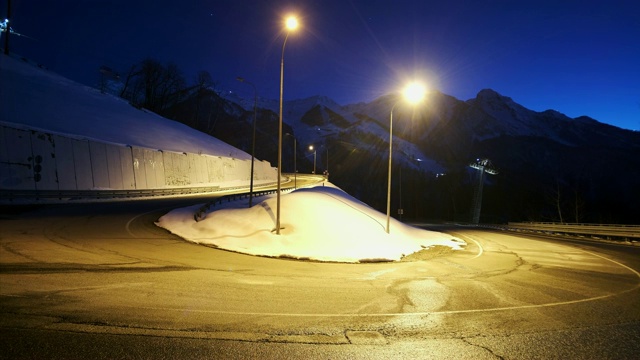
0 124 276 191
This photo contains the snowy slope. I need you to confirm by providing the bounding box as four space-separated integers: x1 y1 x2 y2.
0 55 252 160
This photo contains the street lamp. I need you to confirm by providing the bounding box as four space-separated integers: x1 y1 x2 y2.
276 15 299 235
285 133 297 189
236 76 257 207
386 81 426 234
309 145 316 174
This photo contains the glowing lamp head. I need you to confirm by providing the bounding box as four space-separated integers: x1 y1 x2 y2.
309 145 314 151
285 16 299 31
402 82 427 104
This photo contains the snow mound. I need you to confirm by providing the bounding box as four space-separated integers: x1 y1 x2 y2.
156 183 465 263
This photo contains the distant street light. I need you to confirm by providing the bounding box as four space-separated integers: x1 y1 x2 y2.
236 76 258 207
386 81 426 234
322 143 329 179
276 14 299 235
309 145 316 174
285 133 297 189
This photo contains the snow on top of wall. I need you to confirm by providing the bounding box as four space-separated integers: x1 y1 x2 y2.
0 55 251 160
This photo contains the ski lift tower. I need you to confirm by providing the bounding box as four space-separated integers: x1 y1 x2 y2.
469 158 498 224
2 0 12 55
2 0 33 56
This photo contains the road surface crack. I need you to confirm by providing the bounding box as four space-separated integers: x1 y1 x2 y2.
461 337 505 359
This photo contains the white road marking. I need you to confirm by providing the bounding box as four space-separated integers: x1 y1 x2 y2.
452 233 483 260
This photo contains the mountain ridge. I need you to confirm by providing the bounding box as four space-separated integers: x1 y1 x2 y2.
215 86 639 223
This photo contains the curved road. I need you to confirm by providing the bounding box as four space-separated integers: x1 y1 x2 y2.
1 186 639 359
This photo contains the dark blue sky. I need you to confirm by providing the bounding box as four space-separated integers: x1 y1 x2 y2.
5 0 640 130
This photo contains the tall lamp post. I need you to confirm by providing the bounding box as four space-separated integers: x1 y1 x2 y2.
309 145 316 174
276 15 299 235
386 81 426 234
285 133 297 189
236 76 257 207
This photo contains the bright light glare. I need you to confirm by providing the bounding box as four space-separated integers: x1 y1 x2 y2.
309 145 314 151
403 82 427 104
285 16 299 30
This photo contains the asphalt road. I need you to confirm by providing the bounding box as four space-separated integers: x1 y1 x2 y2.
1 190 638 359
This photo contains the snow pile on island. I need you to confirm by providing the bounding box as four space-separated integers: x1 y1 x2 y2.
156 183 465 263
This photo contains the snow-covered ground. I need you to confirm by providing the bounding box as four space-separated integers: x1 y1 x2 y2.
2 53 465 263
157 182 465 263
0 55 250 160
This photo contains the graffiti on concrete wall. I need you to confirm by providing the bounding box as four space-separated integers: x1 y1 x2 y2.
0 124 276 191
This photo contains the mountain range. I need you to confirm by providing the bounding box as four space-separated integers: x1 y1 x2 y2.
174 86 639 224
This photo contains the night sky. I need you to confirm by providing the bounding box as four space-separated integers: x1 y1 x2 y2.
4 0 640 130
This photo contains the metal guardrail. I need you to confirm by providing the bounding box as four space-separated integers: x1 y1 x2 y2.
498 222 640 240
192 173 327 221
0 186 222 201
0 173 325 204
193 187 295 222
0 183 280 203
